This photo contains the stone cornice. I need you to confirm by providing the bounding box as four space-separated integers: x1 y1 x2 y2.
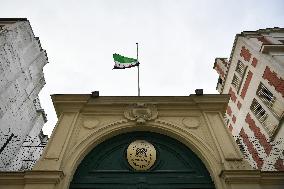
51 94 229 117
0 172 25 184
0 170 64 184
241 27 284 36
220 170 284 184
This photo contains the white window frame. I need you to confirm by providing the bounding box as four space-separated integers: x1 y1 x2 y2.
250 98 268 124
256 83 275 108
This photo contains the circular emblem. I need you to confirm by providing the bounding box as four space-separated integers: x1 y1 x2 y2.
126 140 156 171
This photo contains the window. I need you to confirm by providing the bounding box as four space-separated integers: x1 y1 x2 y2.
257 83 275 108
274 37 284 44
33 97 42 111
231 60 247 92
250 98 268 123
231 74 241 90
235 60 246 76
218 77 223 84
235 137 247 157
224 114 229 126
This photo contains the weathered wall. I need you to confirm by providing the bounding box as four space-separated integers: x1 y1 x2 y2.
0 19 48 171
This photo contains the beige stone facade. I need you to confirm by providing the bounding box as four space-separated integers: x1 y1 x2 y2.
1 95 283 188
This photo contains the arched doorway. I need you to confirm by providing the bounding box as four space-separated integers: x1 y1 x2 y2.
70 131 215 189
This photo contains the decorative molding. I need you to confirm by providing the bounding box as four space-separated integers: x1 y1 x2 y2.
64 118 130 162
124 103 158 124
24 170 64 184
220 170 284 184
182 117 201 129
227 160 253 170
45 112 79 160
155 118 201 130
82 117 100 129
101 119 129 129
0 170 64 184
155 119 179 128
0 172 25 184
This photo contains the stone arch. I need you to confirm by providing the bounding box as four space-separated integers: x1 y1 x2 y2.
59 121 222 189
70 131 215 188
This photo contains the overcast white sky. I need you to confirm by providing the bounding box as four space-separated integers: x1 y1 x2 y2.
1 0 284 136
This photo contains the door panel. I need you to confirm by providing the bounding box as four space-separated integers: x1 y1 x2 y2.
70 132 215 189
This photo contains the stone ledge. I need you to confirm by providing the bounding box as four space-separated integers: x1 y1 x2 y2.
220 170 284 184
0 170 64 184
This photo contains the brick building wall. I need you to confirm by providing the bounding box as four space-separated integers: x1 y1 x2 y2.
214 28 284 171
0 19 48 171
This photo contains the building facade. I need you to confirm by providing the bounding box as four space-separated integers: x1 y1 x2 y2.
0 18 48 171
1 22 284 188
214 27 284 171
1 95 284 189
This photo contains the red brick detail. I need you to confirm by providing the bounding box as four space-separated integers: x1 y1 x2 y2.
215 63 225 78
240 71 253 99
274 158 284 171
226 106 232 116
228 124 233 132
262 66 284 97
240 128 263 169
257 36 271 45
237 101 242 109
232 115 236 123
240 46 251 62
251 57 258 67
245 114 272 155
228 87 237 102
221 59 228 66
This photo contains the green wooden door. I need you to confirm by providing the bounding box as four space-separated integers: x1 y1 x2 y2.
70 132 215 189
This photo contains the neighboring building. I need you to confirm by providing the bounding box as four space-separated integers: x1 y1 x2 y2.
0 18 48 171
214 27 284 171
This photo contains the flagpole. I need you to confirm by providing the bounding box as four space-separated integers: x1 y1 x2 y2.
136 43 140 96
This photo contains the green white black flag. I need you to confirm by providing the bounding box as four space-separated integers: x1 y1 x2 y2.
113 53 139 69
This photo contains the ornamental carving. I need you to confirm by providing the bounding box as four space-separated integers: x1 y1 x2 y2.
82 117 100 129
127 140 156 171
124 103 158 124
182 117 201 129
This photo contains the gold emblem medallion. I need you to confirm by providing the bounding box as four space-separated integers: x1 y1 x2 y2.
126 140 156 171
